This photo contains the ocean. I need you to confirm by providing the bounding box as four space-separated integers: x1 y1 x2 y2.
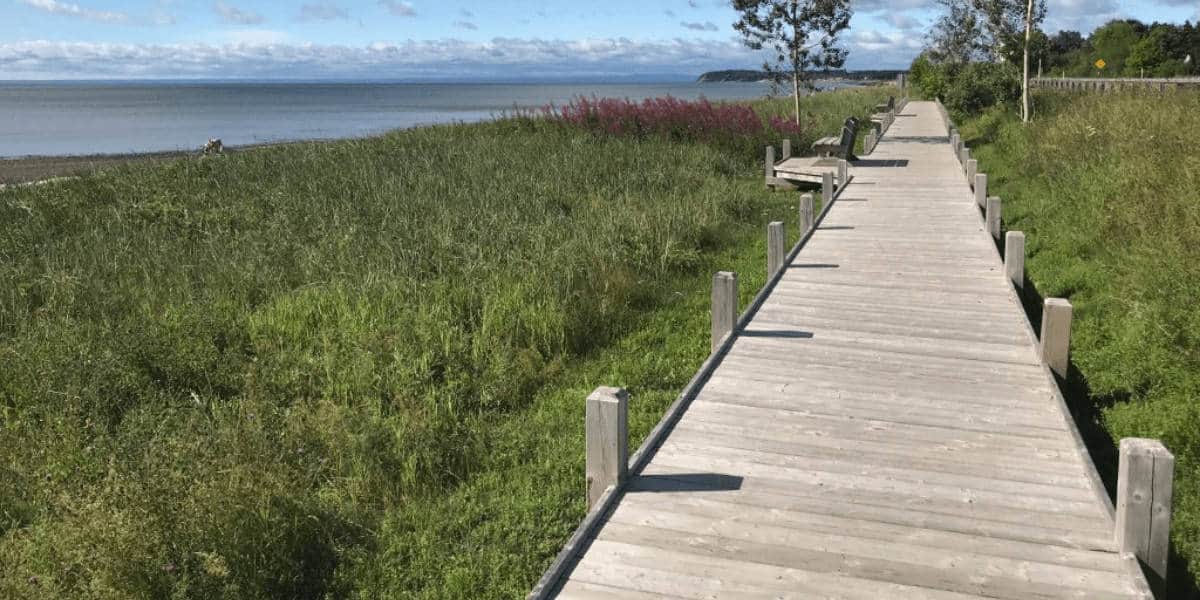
0 80 794 158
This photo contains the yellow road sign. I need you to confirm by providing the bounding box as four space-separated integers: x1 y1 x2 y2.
1095 58 1106 69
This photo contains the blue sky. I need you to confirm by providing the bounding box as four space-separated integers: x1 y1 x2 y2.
2 0 1196 79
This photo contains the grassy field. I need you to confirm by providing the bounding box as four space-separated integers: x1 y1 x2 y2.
0 87 889 599
960 89 1200 596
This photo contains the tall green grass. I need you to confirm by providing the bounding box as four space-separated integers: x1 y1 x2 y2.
962 89 1200 595
0 87 889 598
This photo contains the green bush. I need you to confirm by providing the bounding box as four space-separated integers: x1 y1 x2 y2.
942 61 1021 117
909 53 950 101
908 55 1021 119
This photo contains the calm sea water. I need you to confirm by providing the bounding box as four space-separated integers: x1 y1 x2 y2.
0 81 791 158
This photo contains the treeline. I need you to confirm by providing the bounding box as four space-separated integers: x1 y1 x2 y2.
1035 20 1200 78
911 17 1199 119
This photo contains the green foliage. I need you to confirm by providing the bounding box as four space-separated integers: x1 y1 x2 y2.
908 54 1020 118
909 53 950 101
1089 20 1142 74
961 89 1200 592
943 61 1022 116
1041 19 1200 78
0 87 890 598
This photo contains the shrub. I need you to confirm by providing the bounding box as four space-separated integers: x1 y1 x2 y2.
942 61 1021 117
540 95 807 158
910 53 950 101
909 55 1021 119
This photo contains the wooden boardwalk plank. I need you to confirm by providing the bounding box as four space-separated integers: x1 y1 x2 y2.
544 101 1148 599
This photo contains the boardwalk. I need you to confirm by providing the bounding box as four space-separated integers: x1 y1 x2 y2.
537 101 1155 599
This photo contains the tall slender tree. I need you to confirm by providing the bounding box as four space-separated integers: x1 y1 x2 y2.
1021 0 1035 122
732 0 853 126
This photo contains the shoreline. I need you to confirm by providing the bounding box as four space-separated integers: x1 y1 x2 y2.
0 140 304 186
0 81 881 186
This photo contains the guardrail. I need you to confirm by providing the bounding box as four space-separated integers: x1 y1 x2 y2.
1034 76 1200 92
526 145 854 600
939 98 1172 597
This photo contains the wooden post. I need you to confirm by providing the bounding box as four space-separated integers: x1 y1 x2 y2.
950 131 959 155
799 193 815 236
1040 298 1072 378
822 171 834 207
585 386 628 509
837 159 849 188
974 173 987 208
767 221 786 276
711 271 738 352
961 147 971 171
966 159 977 183
1116 438 1174 591
986 196 1002 239
781 139 792 160
764 145 775 182
1005 231 1025 290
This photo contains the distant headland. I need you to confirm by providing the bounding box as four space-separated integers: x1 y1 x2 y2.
697 69 907 83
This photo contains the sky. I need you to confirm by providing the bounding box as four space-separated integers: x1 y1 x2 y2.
1 0 1197 80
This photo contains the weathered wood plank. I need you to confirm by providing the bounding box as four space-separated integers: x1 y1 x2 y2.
542 100 1148 600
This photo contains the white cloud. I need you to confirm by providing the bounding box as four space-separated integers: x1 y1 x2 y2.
845 29 923 68
221 29 289 45
681 21 718 31
18 0 130 24
883 13 922 31
0 38 764 80
453 20 478 30
852 0 934 13
1044 0 1119 33
214 1 265 25
459 8 473 18
380 0 416 17
297 2 348 21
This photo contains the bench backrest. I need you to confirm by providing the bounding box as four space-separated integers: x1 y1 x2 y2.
841 122 860 159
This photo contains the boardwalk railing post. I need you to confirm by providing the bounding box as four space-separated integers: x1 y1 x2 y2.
585 386 629 510
961 147 971 171
767 221 786 276
865 129 876 154
764 145 775 187
950 131 960 156
966 158 977 183
838 159 849 188
781 138 792 160
1116 438 1174 592
1040 298 1072 378
986 196 1002 239
974 173 988 208
1005 231 1025 290
711 271 738 352
822 171 834 208
799 193 815 235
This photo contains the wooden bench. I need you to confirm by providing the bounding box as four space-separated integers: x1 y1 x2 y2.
811 117 859 160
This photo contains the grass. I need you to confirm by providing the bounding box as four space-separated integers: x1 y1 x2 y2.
960 89 1200 596
0 86 890 599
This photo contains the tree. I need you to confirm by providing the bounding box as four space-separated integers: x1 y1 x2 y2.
732 0 853 126
1089 20 1143 75
1019 0 1047 122
927 0 986 64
